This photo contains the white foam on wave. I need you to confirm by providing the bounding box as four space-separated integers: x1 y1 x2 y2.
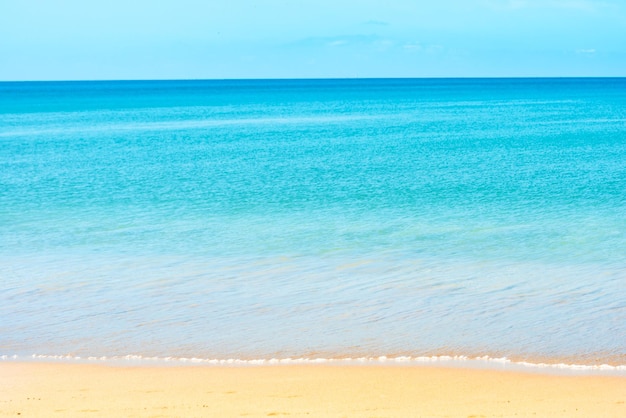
2 353 625 375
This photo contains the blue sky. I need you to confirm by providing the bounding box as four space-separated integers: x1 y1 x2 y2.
1 0 625 80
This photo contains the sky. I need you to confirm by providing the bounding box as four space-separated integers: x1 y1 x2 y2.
1 0 625 80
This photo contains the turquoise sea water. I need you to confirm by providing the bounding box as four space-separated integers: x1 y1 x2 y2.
1 79 625 367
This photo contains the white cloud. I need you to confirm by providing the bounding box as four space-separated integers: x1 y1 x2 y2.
402 42 422 51
290 35 381 48
373 39 395 51
328 40 348 47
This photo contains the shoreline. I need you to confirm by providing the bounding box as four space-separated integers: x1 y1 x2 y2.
2 361 625 417
4 353 626 376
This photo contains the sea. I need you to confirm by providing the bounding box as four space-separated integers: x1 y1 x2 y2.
1 78 625 372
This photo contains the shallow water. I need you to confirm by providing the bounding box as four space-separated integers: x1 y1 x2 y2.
1 78 625 366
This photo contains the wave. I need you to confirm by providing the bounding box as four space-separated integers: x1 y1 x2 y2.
3 353 625 375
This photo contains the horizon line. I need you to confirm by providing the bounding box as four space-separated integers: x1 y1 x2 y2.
2 75 626 83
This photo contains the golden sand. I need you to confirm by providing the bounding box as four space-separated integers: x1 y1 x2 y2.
1 362 625 417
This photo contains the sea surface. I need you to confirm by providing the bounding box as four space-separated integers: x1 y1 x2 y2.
1 78 625 369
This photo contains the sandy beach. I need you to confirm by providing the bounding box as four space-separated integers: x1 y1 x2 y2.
1 362 625 417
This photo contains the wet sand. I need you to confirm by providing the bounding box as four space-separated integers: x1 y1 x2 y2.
1 362 625 417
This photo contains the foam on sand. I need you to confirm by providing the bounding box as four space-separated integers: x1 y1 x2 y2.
3 353 625 375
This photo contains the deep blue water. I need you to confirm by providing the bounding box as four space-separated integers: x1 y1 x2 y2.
1 78 625 365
